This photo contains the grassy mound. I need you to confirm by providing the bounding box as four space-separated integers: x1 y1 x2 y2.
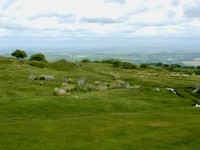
0 56 200 150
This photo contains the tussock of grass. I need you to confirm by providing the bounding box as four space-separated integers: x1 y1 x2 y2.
94 80 101 85
8 81 14 84
53 88 68 96
85 84 95 91
39 81 43 86
62 84 75 92
67 78 74 84
95 84 108 91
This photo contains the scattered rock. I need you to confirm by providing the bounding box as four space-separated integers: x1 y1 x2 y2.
152 88 160 91
78 78 86 85
29 74 36 80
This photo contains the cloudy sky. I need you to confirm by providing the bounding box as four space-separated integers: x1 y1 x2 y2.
0 0 200 49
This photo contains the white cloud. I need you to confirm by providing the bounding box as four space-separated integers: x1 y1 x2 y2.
0 0 200 48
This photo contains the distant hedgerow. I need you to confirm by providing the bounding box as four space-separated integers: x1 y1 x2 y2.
81 58 91 63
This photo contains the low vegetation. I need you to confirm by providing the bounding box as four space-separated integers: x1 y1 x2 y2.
0 55 200 150
30 53 46 61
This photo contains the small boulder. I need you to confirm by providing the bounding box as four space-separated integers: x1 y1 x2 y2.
29 74 36 80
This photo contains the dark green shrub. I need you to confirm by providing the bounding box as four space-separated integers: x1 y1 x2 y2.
194 71 200 75
163 64 169 68
101 59 114 64
140 63 150 69
30 53 45 61
169 65 174 71
122 62 137 69
81 58 91 63
112 59 122 67
156 62 163 66
93 60 100 63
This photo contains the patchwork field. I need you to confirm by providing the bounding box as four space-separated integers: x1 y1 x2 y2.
0 56 200 150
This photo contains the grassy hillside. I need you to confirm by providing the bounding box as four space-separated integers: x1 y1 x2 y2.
0 56 200 150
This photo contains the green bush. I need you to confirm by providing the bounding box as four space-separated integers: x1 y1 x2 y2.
122 62 137 69
93 60 100 63
30 53 45 61
140 63 150 69
81 58 91 63
112 59 122 67
101 59 114 64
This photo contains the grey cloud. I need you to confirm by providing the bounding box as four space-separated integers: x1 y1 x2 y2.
57 17 76 24
135 7 150 14
28 13 77 23
103 0 126 4
171 0 180 7
0 20 58 32
155 5 164 9
79 17 125 24
174 26 199 32
128 7 150 15
183 2 200 18
1 0 17 10
0 21 29 30
129 19 177 27
0 13 7 17
110 29 136 36
61 28 85 33
168 11 177 18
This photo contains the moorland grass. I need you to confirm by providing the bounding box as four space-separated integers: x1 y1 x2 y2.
0 57 200 150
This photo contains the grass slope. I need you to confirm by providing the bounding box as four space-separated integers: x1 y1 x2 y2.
0 56 200 150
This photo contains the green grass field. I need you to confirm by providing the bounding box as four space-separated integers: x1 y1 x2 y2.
0 56 200 150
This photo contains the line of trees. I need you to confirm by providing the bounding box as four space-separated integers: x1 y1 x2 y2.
10 49 200 71
11 49 45 61
81 58 138 69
